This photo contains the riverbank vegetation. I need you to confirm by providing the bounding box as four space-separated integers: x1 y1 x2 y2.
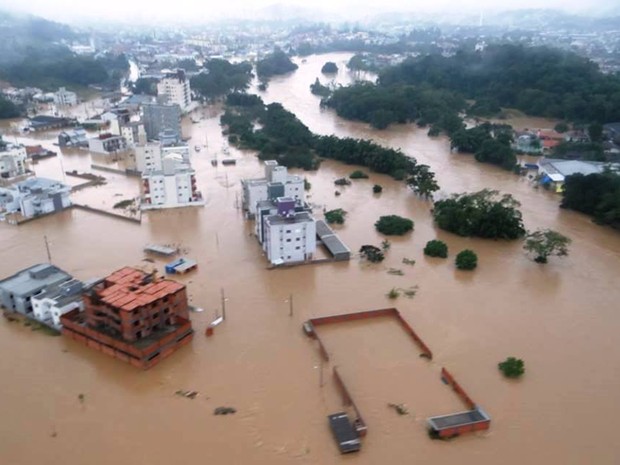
561 171 620 230
320 44 620 172
0 50 128 91
379 44 620 124
221 94 440 194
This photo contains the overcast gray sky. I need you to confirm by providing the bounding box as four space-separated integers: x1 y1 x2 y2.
1 0 618 23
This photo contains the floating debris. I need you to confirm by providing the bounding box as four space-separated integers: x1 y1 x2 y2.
387 268 404 276
388 403 409 415
402 286 419 298
78 393 85 403
402 258 416 266
214 406 236 415
175 390 199 399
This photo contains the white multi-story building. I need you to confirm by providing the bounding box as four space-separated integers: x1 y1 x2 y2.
0 177 71 220
261 197 316 265
141 153 203 210
241 160 305 218
157 70 191 111
53 87 78 106
88 134 129 155
133 141 190 173
0 143 28 181
120 122 147 147
134 142 162 173
31 279 84 329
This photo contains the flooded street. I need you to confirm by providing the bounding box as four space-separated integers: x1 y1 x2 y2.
1 53 619 464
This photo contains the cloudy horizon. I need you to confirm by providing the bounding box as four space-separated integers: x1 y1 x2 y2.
1 0 619 25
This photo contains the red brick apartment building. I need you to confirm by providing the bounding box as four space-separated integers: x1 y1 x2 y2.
61 267 193 369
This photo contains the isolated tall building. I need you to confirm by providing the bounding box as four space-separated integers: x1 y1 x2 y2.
60 267 194 369
157 69 191 111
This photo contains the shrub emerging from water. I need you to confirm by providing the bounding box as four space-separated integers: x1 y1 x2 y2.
498 357 525 378
360 245 384 263
424 240 448 258
373 184 383 194
455 249 477 270
375 215 414 235
324 208 347 225
349 170 369 179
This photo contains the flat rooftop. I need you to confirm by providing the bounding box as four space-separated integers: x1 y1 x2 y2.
0 264 72 297
96 267 184 312
266 211 314 226
428 408 490 430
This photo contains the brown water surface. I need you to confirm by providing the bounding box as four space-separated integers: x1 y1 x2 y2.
1 53 619 465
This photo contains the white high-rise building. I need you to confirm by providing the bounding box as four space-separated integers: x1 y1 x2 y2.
241 160 305 219
157 70 191 111
261 197 316 265
141 153 203 210
0 143 28 181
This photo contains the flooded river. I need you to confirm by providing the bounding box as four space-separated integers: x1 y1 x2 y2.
1 53 619 465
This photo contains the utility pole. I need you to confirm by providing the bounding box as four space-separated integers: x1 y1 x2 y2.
320 356 324 388
44 235 52 263
221 288 226 320
289 294 293 317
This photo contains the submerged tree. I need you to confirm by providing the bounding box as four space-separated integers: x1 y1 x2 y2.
523 229 571 263
498 357 525 378
360 245 385 263
424 240 448 258
375 215 414 235
455 249 478 270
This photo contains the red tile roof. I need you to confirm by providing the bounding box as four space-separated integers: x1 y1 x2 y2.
97 267 184 312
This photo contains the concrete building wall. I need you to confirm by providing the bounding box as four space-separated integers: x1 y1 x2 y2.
0 145 28 179
157 72 191 111
263 215 316 264
135 143 163 173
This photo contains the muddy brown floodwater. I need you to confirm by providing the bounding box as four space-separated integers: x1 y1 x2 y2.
1 53 620 465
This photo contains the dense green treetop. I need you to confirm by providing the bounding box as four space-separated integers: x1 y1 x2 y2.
378 44 620 123
433 189 525 239
375 215 414 235
455 249 478 270
323 82 465 131
321 62 339 74
256 48 298 79
0 95 22 119
222 93 440 186
191 59 253 100
561 171 620 230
